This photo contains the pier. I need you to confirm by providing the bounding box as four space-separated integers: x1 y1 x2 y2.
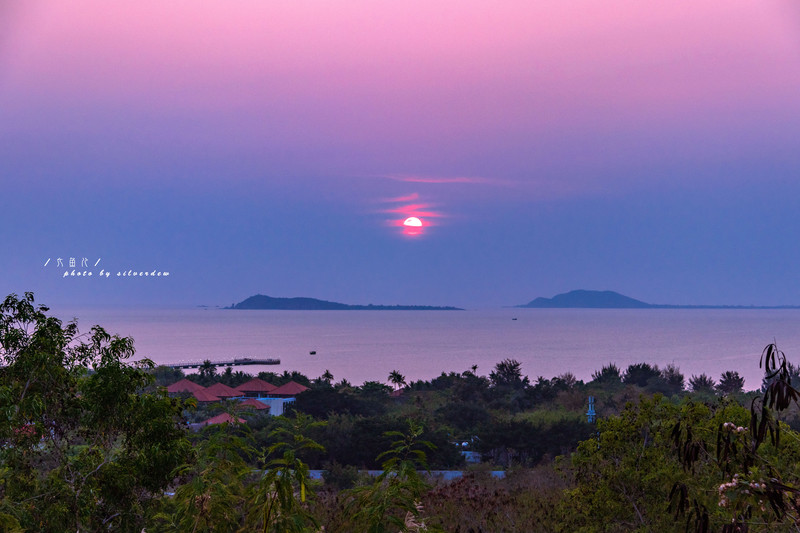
165 357 280 369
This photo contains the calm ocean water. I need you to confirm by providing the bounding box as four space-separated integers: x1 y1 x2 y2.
51 307 800 391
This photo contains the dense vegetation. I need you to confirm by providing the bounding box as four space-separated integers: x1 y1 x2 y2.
5 292 800 531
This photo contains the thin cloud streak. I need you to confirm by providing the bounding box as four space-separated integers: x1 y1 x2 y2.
383 203 445 219
381 193 420 203
383 174 498 185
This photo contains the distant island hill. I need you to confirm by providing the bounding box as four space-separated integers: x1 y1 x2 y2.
228 294 462 311
517 290 800 309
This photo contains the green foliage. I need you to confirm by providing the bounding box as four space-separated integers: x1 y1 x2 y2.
154 419 255 532
717 370 745 395
563 396 697 531
361 380 393 396
451 370 490 403
345 420 441 532
258 370 312 387
478 411 592 467
489 358 529 389
389 370 407 390
0 292 192 533
622 362 661 388
248 412 325 533
658 363 685 395
197 359 218 384
149 364 186 387
217 366 254 387
435 401 491 433
553 371 580 391
689 373 716 393
565 344 800 532
304 414 461 470
591 363 622 385
425 468 570 532
321 461 361 490
294 386 387 419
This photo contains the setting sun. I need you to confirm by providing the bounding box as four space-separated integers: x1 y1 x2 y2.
403 217 423 227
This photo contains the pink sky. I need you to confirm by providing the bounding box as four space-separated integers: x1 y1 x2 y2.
3 0 799 199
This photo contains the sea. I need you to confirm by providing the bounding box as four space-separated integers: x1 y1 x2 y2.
50 307 800 391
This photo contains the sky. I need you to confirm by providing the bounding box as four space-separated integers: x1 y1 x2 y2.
2 0 800 309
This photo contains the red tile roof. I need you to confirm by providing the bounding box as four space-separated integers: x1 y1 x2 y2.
204 382 242 398
270 381 310 396
166 378 206 394
240 398 270 410
201 413 246 426
235 378 277 394
192 389 221 403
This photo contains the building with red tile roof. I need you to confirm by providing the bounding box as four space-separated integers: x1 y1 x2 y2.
235 378 277 397
239 398 270 410
192 389 221 403
270 381 309 397
166 378 206 394
204 382 242 398
198 413 246 426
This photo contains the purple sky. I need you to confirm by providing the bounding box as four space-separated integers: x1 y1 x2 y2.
2 0 800 308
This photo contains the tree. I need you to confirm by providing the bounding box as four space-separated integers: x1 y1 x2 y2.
553 372 579 391
218 367 251 387
563 397 739 531
659 363 685 395
566 343 800 532
362 381 393 396
345 420 441 532
669 343 800 531
321 369 334 384
388 370 407 390
0 293 192 532
335 378 353 391
479 412 590 467
452 370 490 403
716 370 744 395
249 413 325 532
622 362 661 388
198 359 217 384
489 359 529 389
277 370 312 387
591 363 622 385
155 417 254 532
688 373 716 393
150 364 186 387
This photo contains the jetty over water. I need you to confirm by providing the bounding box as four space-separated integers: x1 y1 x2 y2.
165 357 280 370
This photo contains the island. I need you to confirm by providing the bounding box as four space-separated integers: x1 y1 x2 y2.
227 294 462 311
517 289 800 309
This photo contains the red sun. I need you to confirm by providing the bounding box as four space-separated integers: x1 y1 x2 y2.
401 216 424 236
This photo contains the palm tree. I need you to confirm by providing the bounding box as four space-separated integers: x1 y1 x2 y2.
198 359 217 385
388 370 407 390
